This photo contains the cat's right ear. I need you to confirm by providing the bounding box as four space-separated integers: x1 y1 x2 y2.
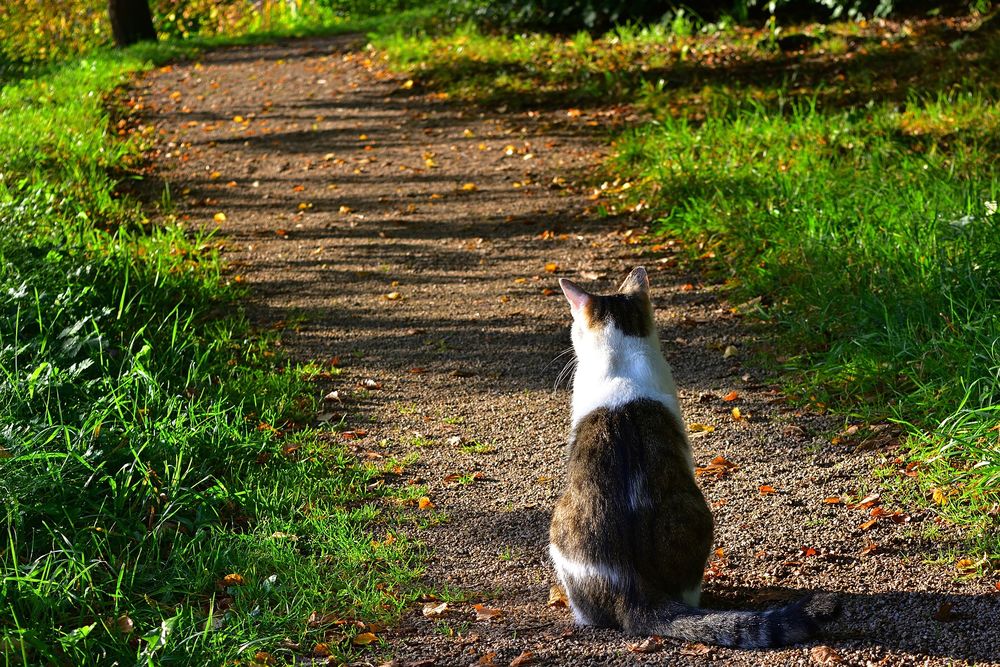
559 279 591 314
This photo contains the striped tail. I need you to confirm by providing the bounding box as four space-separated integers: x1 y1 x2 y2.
626 593 840 649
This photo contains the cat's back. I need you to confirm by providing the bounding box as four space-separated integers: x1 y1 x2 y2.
551 397 713 603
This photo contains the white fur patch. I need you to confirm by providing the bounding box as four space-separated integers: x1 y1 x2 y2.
549 544 624 589
569 323 683 428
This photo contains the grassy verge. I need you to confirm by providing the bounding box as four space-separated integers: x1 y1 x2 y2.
1 38 420 665
376 16 1000 556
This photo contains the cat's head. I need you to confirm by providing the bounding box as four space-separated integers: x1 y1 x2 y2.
558 267 655 351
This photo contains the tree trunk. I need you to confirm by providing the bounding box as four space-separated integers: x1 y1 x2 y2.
108 0 157 47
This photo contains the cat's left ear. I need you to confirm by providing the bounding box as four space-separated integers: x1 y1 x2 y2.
618 266 650 295
559 278 591 314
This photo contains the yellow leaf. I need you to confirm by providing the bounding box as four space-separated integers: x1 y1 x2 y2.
220 573 245 587
385 292 402 300
731 407 742 420
461 182 478 191
463 128 474 138
932 487 948 505
544 262 559 273
688 423 715 433
232 115 244 123
213 212 226 222
339 205 352 214
351 631 377 646
209 171 221 180
417 496 434 510
401 79 414 89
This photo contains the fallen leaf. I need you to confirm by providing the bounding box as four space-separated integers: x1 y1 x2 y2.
679 642 710 656
688 423 715 433
352 631 377 646
799 546 818 558
851 493 880 509
324 390 342 402
422 602 448 618
932 487 948 505
547 585 569 608
461 182 478 191
858 518 878 531
544 262 559 273
116 614 134 634
759 484 777 495
695 455 737 478
213 212 226 222
731 407 743 420
822 497 843 505
254 651 277 666
957 558 976 573
628 636 663 653
339 205 352 214
477 652 497 665
810 645 843 665
473 603 501 621
932 601 955 622
313 643 331 657
360 378 381 389
220 573 245 587
723 345 738 358
417 497 434 510
509 650 533 667
385 292 402 300
722 390 739 401
860 543 879 557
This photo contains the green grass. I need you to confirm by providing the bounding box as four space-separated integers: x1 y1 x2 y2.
377 16 1000 556
1 36 421 666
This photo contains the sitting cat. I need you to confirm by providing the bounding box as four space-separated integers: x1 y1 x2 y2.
549 267 838 648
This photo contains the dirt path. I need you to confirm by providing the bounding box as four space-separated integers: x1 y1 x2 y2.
136 35 999 666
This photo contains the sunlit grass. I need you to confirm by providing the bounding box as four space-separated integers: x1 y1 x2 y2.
0 39 420 664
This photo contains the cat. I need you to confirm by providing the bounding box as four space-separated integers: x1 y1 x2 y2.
549 266 838 648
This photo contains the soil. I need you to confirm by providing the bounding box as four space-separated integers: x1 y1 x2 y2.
135 34 1000 667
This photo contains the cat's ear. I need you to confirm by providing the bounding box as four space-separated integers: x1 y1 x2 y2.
619 266 650 295
559 278 591 313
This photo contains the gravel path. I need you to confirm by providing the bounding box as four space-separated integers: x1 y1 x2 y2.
135 35 999 667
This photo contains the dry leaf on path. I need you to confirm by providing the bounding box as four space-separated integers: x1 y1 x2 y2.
628 636 663 653
473 603 502 621
509 650 534 667
810 645 843 665
422 602 448 618
695 455 738 478
932 601 955 622
759 484 777 495
722 390 739 401
417 497 434 510
547 585 569 608
679 642 710 656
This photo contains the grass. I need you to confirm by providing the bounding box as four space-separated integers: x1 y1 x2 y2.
376 15 1000 556
0 31 423 667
